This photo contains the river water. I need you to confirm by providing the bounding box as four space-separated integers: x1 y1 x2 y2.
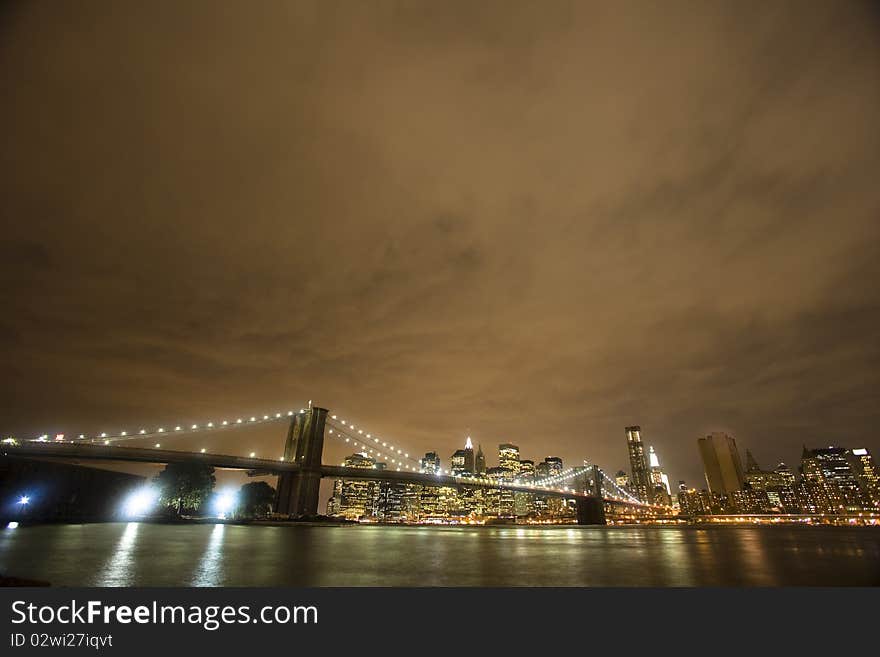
1 523 878 586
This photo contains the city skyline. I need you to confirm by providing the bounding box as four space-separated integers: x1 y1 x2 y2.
2 2 880 503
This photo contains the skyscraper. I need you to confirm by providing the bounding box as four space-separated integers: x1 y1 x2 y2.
801 446 868 512
475 444 486 474
626 426 650 503
326 452 381 520
420 451 441 474
498 444 520 474
647 445 671 506
848 447 880 507
698 432 744 496
450 437 475 476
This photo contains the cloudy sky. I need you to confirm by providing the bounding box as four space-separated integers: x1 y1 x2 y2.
2 0 879 494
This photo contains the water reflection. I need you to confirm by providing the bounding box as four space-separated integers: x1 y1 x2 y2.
94 522 139 586
191 523 225 586
0 524 876 587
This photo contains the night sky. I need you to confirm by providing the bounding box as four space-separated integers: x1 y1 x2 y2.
2 1 879 499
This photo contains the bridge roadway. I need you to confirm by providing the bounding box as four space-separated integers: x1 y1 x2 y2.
3 441 606 501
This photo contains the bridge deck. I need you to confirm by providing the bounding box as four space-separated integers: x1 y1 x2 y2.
3 441 658 507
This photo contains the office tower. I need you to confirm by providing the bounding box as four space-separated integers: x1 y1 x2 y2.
740 453 798 513
542 456 563 476
420 451 441 474
498 444 520 474
847 448 880 507
677 483 709 516
450 437 475 476
615 470 629 489
698 432 744 496
475 444 486 474
626 426 650 503
800 446 869 512
326 452 381 520
514 459 536 516
518 459 535 480
647 446 671 506
774 462 796 487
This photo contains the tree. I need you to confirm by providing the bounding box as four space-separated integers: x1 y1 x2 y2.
154 462 215 516
238 481 276 518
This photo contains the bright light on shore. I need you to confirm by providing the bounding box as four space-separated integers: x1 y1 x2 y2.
213 490 238 518
122 487 158 518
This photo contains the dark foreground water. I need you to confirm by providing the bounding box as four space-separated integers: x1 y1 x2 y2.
1 523 878 586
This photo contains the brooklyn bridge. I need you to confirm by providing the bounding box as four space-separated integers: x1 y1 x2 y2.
3 405 672 524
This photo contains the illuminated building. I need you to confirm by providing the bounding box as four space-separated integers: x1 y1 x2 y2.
742 452 798 513
731 487 770 513
647 445 671 506
421 451 441 474
615 470 629 490
847 448 880 507
800 446 869 512
482 464 517 517
626 426 650 503
677 485 710 516
450 437 475 476
698 432 744 496
377 480 407 520
326 453 381 520
541 456 563 476
418 483 440 517
498 443 520 474
514 459 536 516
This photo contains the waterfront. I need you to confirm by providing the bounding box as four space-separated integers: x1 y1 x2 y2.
1 523 878 586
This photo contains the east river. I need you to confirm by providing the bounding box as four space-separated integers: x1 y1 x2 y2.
1 523 878 586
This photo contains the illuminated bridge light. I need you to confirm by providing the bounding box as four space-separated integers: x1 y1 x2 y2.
175 426 182 431
120 431 127 436
155 443 161 448
249 452 256 458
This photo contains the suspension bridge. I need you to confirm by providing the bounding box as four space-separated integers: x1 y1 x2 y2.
2 405 672 524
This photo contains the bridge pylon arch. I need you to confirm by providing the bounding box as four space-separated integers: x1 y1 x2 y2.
275 406 328 517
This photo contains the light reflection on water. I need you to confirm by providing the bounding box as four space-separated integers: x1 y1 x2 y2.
190 523 226 586
0 524 877 587
94 522 139 586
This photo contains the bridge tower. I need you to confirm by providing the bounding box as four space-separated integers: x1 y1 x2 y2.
275 406 328 517
575 497 606 525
